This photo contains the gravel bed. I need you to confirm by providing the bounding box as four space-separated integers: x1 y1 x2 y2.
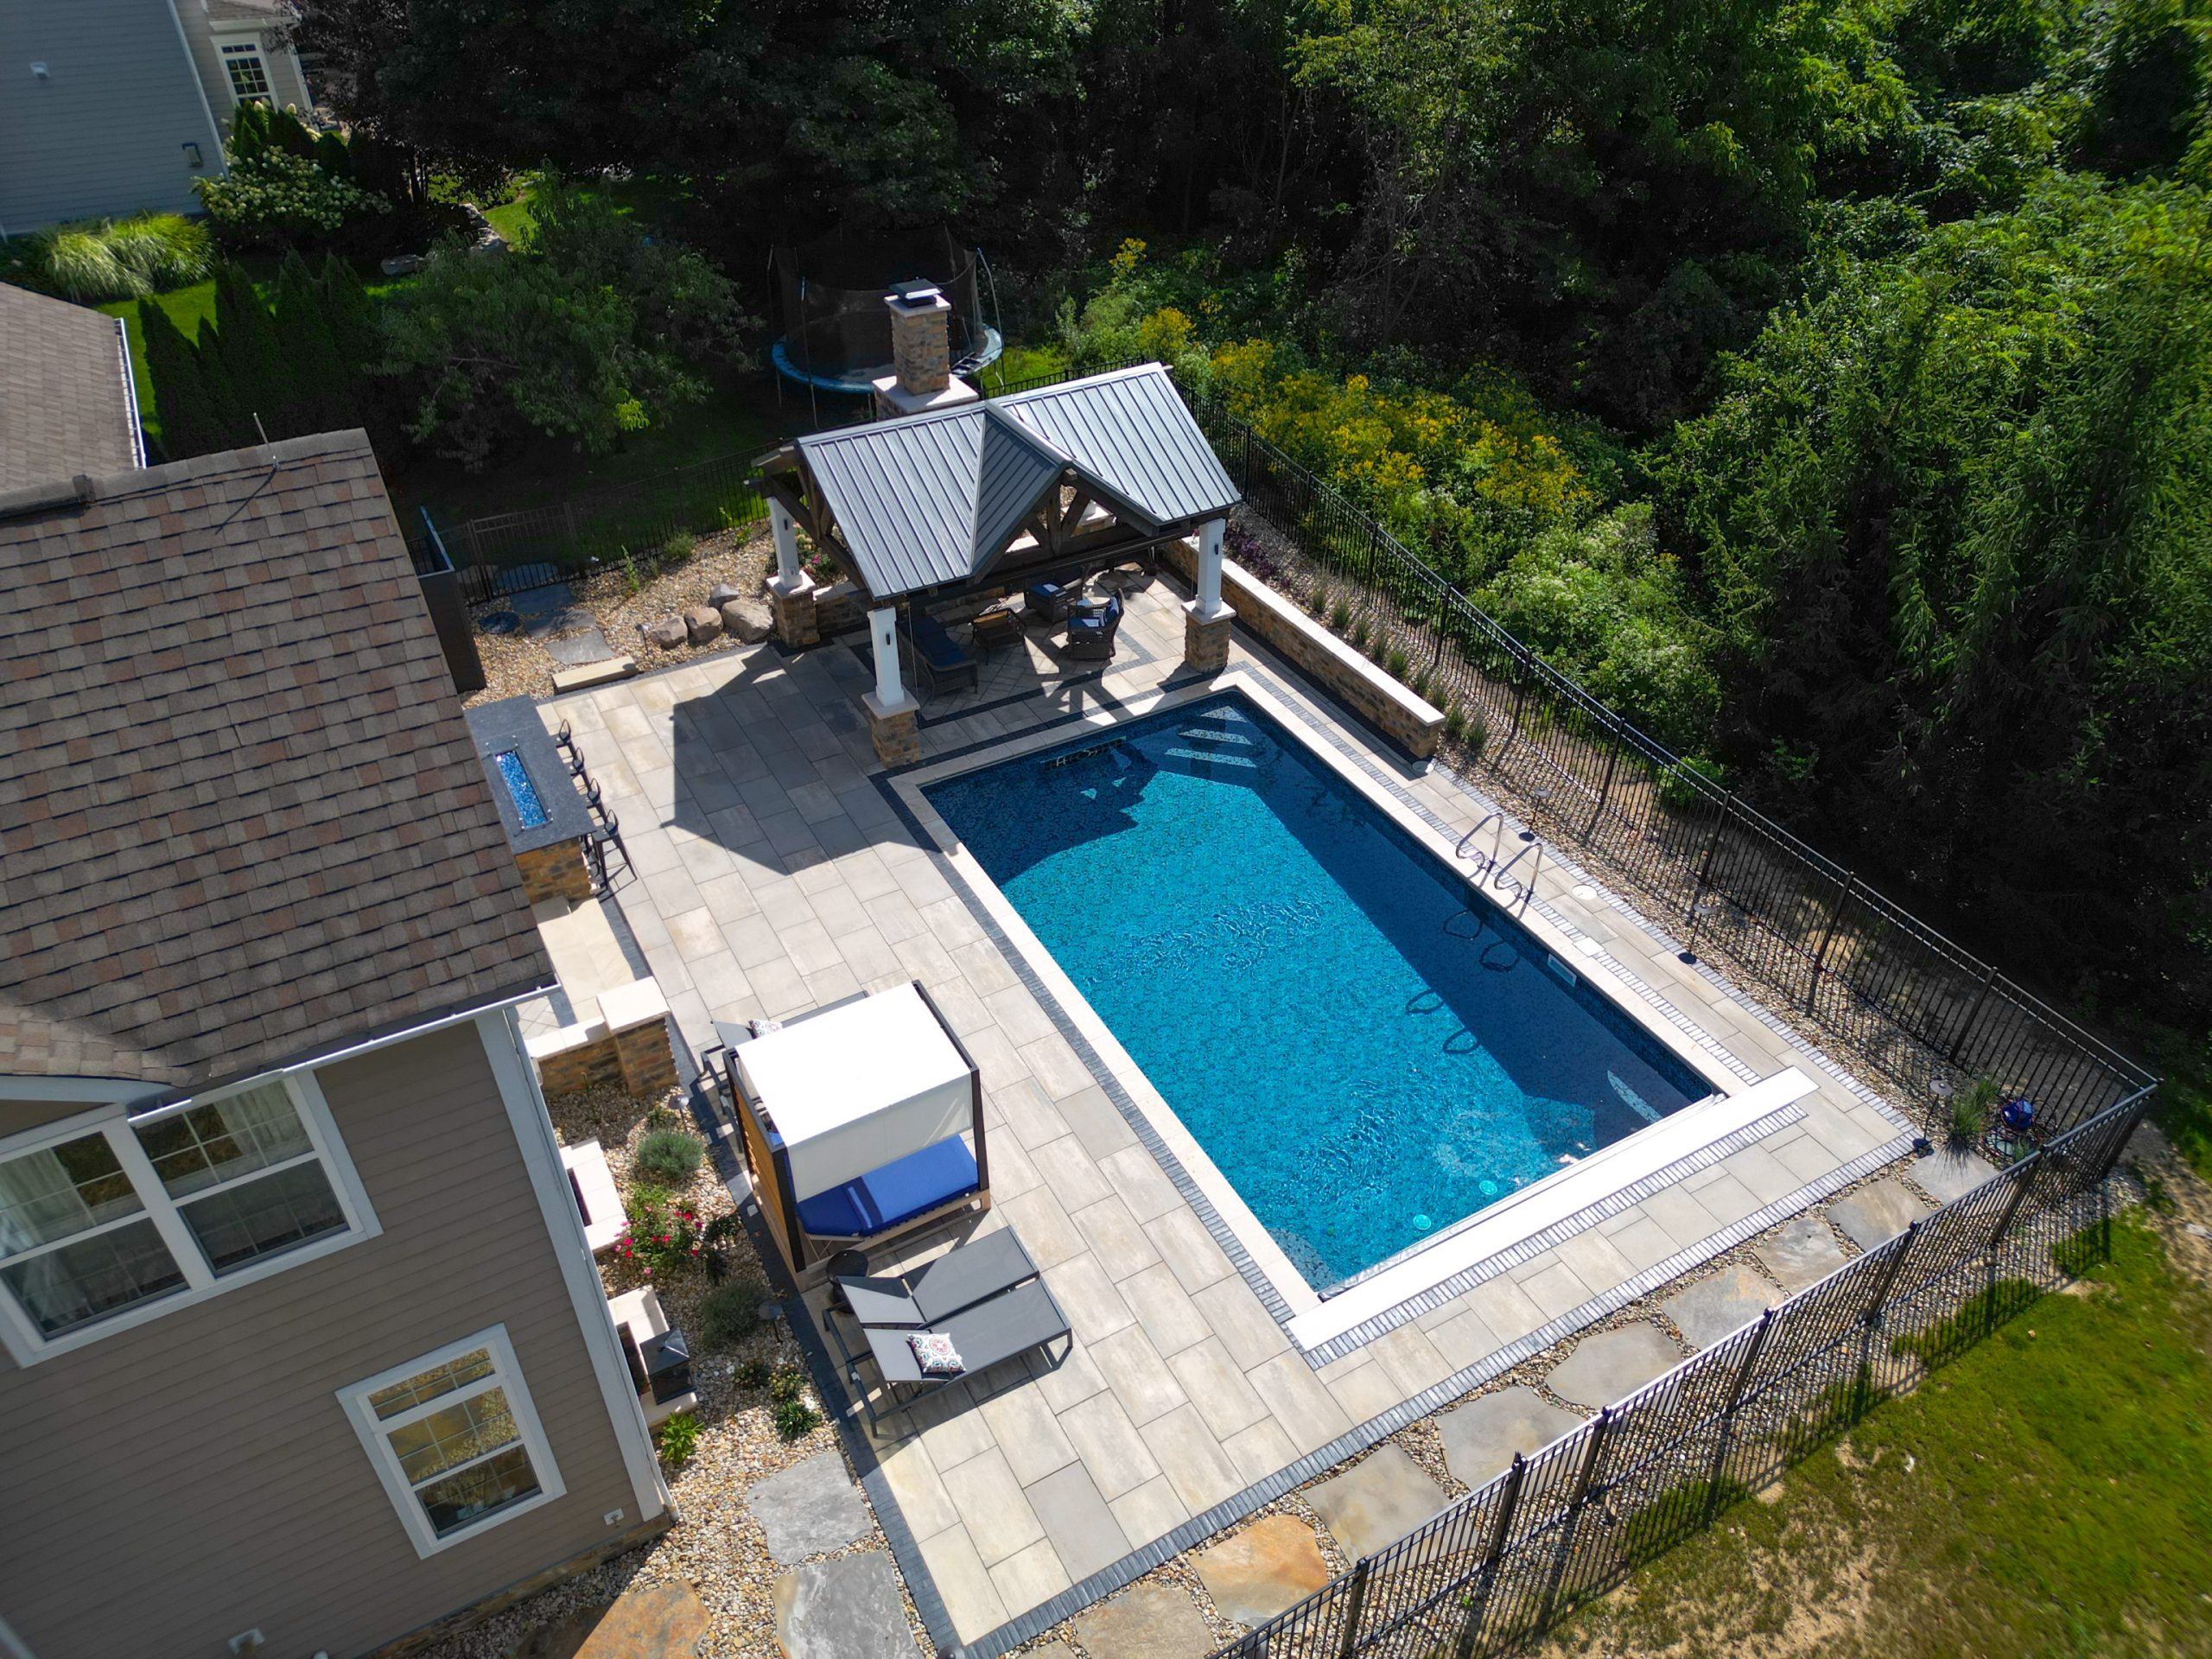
464 528 778 708
408 1084 935 1659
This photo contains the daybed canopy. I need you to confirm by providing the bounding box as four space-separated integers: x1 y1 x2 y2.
717 982 988 1274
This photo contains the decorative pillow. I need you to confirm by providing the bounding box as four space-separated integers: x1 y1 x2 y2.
908 1332 963 1376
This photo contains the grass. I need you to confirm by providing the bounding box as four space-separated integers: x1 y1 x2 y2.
1541 1217 2212 1659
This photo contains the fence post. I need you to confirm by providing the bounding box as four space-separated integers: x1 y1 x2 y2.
1535 1408 1612 1629
1583 734 1622 842
1861 1220 1920 1328
1946 963 2002 1065
1682 795 1732 954
1501 652 1531 761
1243 427 1255 491
1453 1453 1529 1659
1706 1307 1776 1522
1334 1555 1373 1659
1803 872 1857 1013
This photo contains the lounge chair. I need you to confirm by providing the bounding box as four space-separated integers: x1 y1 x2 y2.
1064 594 1124 661
836 1229 1039 1327
835 1279 1072 1427
906 610 980 693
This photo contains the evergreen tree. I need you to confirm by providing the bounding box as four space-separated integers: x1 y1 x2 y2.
194 316 251 449
135 301 212 461
272 250 353 434
211 261 285 439
227 100 268 163
318 251 381 374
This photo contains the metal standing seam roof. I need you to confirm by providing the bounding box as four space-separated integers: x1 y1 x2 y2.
791 362 1239 601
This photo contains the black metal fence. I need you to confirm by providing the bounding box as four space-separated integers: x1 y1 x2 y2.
1192 402 2154 1135
1211 1083 2154 1659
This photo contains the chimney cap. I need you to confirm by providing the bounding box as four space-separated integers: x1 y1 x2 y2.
887 283 949 313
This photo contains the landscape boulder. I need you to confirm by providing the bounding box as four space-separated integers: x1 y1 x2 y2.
720 595 773 643
708 582 747 608
683 606 724 645
643 615 688 651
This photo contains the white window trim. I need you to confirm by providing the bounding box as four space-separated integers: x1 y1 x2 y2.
339 1325 566 1558
219 38 274 105
0 1073 379 1366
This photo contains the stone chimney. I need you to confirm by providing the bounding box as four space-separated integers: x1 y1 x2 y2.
887 285 952 397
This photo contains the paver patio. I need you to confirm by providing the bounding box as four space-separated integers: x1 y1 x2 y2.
537 563 1916 1653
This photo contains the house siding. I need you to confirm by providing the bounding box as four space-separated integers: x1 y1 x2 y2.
0 1023 642 1659
0 0 226 232
177 2 315 121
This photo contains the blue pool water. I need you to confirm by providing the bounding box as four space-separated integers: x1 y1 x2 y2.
493 749 550 829
925 694 1711 1289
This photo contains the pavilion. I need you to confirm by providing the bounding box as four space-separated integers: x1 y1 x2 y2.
753 360 1243 761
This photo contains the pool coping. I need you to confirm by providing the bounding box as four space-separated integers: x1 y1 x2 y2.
887 667 1821 1347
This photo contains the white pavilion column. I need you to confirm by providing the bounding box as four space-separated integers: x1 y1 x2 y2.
864 605 921 765
766 499 818 648
1183 515 1234 673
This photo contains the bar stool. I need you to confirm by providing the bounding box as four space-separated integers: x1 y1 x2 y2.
589 810 631 893
554 718 575 754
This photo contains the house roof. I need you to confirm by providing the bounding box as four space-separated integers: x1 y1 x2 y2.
0 284 143 493
0 432 555 1095
791 363 1239 601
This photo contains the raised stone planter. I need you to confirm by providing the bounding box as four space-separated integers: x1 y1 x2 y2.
528 976 678 1096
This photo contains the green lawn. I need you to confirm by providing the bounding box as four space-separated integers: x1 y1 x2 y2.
1542 1217 2212 1659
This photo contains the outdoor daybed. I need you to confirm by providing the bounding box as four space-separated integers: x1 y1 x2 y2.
710 982 988 1278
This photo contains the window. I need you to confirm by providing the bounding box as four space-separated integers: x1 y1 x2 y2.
221 41 271 104
0 1075 373 1360
340 1328 565 1555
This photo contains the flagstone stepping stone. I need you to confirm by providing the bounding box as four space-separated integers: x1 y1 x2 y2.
1660 1266 1778 1349
505 1582 709 1659
772 1554 918 1659
1754 1216 1852 1292
1826 1179 1932 1252
1304 1445 1448 1559
1193 1515 1331 1627
1544 1325 1680 1409
545 627 616 666
1910 1146 1999 1204
746 1450 871 1565
1071 1582 1216 1659
1438 1388 1584 1490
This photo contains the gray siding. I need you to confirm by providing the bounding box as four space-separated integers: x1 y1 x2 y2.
0 1024 640 1658
176 3 315 123
0 0 226 232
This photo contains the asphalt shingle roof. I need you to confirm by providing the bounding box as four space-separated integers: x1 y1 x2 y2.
0 283 143 493
0 432 554 1094
792 363 1239 601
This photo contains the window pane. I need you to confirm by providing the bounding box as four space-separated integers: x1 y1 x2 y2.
135 1084 313 1199
0 1217 186 1335
224 47 270 101
415 1443 541 1537
177 1160 345 1273
0 1135 143 1255
386 1387 521 1484
368 1349 496 1421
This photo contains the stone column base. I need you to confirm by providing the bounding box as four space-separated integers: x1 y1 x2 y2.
1184 601 1235 673
865 691 923 766
769 575 818 650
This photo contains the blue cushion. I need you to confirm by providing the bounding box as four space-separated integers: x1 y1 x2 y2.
797 1139 981 1238
911 613 976 671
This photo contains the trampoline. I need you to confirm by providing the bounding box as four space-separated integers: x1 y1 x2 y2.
770 226 1003 401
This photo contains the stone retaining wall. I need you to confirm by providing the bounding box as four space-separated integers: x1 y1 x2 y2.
514 840 594 904
528 976 679 1097
1164 542 1446 760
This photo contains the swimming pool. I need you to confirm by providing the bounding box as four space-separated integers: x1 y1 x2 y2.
925 692 1714 1290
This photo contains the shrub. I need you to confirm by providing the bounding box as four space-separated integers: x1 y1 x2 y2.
633 1128 704 1182
1951 1077 2000 1147
645 1103 684 1132
735 1358 772 1390
1386 646 1410 678
1310 584 1331 615
1657 753 1726 812
1445 705 1467 743
22 214 211 302
1351 615 1370 649
662 530 696 564
654 1412 700 1468
697 1274 769 1350
773 1400 823 1440
1331 598 1353 631
768 1363 807 1405
196 149 390 252
613 1192 701 1277
699 1212 746 1281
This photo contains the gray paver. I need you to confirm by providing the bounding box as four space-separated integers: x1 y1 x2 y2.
1910 1146 1999 1203
1755 1215 1853 1291
1025 1462 1132 1581
1827 1179 1932 1252
1544 1324 1680 1408
1071 1581 1217 1659
1659 1265 1777 1349
1438 1388 1585 1489
772 1554 919 1659
1304 1445 1449 1558
744 1450 870 1565
1193 1514 1331 1628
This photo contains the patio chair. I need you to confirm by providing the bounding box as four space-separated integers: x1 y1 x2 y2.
969 604 1024 653
1024 581 1075 623
906 610 980 695
831 1279 1072 1428
1063 594 1124 661
588 809 630 892
834 1229 1039 1327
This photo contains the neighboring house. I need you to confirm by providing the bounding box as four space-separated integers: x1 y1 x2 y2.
0 432 669 1656
0 0 227 232
0 283 144 492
